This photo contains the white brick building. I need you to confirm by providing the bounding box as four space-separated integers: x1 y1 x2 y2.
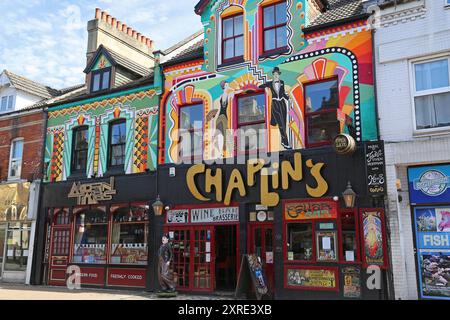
368 0 450 300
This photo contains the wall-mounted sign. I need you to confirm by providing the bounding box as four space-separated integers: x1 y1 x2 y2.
333 134 356 156
166 210 188 224
413 206 450 300
0 182 30 222
68 177 117 205
285 200 337 221
186 153 329 207
286 267 338 291
365 141 386 196
361 209 387 268
191 207 239 224
341 266 361 299
408 164 450 205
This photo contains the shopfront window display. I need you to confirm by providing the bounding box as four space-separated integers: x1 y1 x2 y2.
110 205 149 265
4 222 30 272
73 207 108 264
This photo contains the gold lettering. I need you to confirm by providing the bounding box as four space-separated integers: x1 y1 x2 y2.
261 168 280 207
247 159 264 187
306 159 328 198
271 162 279 189
205 168 223 202
186 164 210 202
224 169 246 205
282 152 303 190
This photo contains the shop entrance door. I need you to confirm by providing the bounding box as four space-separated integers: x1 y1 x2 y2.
248 223 274 293
0 225 6 279
169 226 215 293
215 225 237 291
48 227 71 286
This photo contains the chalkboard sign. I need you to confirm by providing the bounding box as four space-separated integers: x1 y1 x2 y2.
365 141 387 196
235 254 269 300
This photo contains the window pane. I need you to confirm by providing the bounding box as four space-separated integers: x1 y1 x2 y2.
235 36 244 57
287 223 313 261
238 93 266 124
179 104 203 158
180 104 203 131
264 29 276 52
111 122 126 145
264 5 275 28
224 39 234 60
415 59 450 91
276 26 287 48
1 97 7 111
237 123 266 152
102 71 110 90
234 15 243 35
92 73 101 92
341 214 357 262
12 140 24 159
275 2 287 25
111 144 126 166
223 17 234 38
307 112 340 144
4 224 30 271
74 128 88 150
415 92 450 129
9 160 21 178
7 96 14 110
305 80 339 113
73 210 108 264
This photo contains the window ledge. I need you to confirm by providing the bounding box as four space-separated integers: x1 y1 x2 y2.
259 47 290 59
413 127 450 138
218 58 245 69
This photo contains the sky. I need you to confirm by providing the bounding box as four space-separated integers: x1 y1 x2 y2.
0 0 203 89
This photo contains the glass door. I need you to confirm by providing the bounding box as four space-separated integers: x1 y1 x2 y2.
171 229 191 290
0 225 6 278
192 227 215 292
249 224 274 293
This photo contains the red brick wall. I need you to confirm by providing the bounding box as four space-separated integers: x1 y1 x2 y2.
0 110 46 181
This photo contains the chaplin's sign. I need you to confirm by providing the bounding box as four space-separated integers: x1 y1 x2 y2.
68 177 117 205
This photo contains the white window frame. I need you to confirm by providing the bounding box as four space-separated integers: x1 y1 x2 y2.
445 0 450 8
410 54 450 135
8 138 24 181
7 95 15 110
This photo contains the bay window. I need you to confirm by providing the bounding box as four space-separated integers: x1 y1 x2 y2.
412 57 450 131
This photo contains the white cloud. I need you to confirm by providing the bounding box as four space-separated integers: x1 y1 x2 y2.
0 0 202 89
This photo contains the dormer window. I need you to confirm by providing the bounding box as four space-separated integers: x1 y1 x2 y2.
1 95 15 112
91 67 111 93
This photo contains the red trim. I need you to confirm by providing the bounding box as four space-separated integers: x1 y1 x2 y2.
261 1 288 55
338 209 362 264
283 265 340 292
359 208 389 269
303 77 339 149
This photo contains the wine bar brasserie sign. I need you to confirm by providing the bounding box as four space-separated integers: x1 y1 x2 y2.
365 141 387 196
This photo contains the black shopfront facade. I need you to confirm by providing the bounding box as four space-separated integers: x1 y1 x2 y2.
157 144 391 300
31 173 160 291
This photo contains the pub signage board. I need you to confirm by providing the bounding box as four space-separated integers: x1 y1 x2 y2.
365 141 387 196
191 207 239 224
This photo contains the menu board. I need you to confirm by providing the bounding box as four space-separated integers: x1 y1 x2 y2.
365 141 387 196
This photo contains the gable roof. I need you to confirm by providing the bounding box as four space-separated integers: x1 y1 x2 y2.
2 70 60 99
306 0 366 29
163 29 204 56
84 45 151 77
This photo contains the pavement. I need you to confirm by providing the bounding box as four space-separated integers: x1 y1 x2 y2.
0 283 235 300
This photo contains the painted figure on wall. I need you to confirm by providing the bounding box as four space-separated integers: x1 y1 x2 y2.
259 67 291 150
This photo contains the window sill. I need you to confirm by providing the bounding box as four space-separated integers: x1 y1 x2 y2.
259 47 289 59
413 127 450 138
218 58 245 69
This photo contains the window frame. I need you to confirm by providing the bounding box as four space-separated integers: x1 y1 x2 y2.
8 138 24 181
410 54 450 135
107 119 127 169
337 209 361 264
71 126 89 175
261 0 289 56
178 102 204 162
221 13 245 64
90 66 112 93
234 91 267 155
304 76 340 148
285 220 317 264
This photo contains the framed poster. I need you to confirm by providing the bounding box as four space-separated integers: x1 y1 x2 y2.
341 266 362 299
414 206 450 300
284 266 339 291
360 208 388 269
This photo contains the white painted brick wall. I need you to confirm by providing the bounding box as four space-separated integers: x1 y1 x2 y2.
375 1 450 300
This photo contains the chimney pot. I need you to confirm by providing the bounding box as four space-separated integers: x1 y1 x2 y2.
122 23 127 32
111 17 117 26
101 11 107 21
106 15 112 24
127 27 133 36
95 8 102 19
132 30 137 38
117 21 122 29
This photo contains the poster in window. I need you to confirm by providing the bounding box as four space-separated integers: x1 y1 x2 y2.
418 251 450 300
341 266 361 299
286 267 338 291
361 209 387 268
316 231 337 262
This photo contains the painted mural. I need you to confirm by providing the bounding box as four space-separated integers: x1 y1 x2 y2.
159 0 376 164
45 86 159 182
